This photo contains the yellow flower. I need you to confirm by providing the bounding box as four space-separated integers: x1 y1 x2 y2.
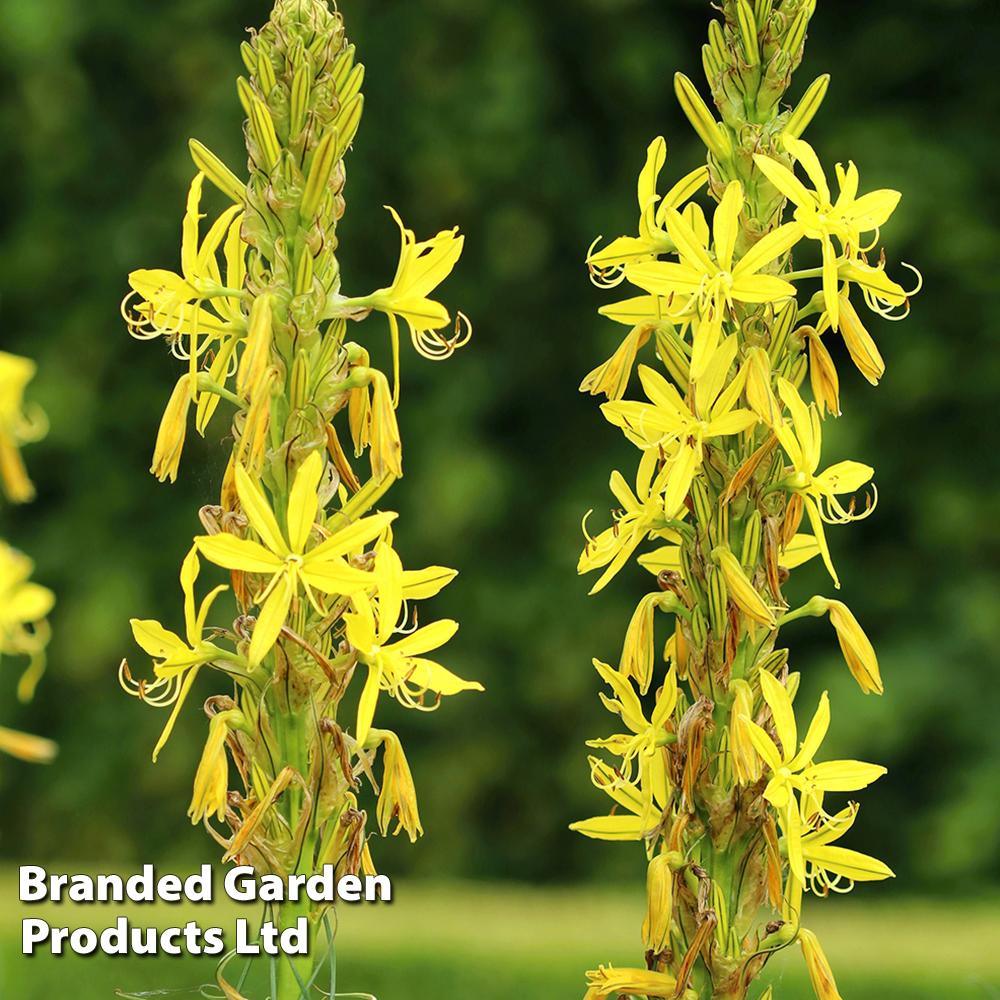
742 671 885 884
602 338 758 518
194 451 386 667
729 679 761 784
773 378 875 588
585 135 708 277
128 547 239 760
0 541 54 702
585 659 676 827
794 795 893 897
624 180 800 378
578 449 675 595
369 206 469 362
570 755 667 842
753 137 900 328
0 542 54 658
371 728 422 842
0 352 48 504
124 173 245 378
344 540 481 746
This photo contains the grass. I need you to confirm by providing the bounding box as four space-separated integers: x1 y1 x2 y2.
1 867 999 999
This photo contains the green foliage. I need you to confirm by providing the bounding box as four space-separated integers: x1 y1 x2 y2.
0 0 996 890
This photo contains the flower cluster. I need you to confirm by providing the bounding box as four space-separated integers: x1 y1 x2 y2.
573 3 915 998
119 3 478 996
0 352 57 765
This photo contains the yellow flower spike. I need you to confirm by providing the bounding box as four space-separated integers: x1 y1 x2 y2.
742 672 886 883
714 545 775 628
371 729 423 842
0 352 47 503
797 928 844 1000
642 852 677 955
188 709 244 824
369 206 468 366
583 964 692 1000
754 137 901 329
0 725 57 763
150 374 193 483
624 181 800 379
194 452 389 667
805 328 840 418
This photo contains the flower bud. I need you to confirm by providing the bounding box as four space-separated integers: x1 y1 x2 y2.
642 852 674 954
806 328 840 418
150 375 193 483
674 72 733 162
374 729 422 842
714 545 775 628
798 928 844 1000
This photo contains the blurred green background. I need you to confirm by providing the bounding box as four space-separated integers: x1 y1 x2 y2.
0 0 998 994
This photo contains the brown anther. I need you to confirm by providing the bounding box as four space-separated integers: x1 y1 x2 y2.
765 920 784 935
658 570 683 594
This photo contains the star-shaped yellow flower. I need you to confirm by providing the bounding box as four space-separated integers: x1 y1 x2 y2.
343 541 481 746
754 136 900 329
625 180 800 378
194 451 388 667
773 378 875 588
